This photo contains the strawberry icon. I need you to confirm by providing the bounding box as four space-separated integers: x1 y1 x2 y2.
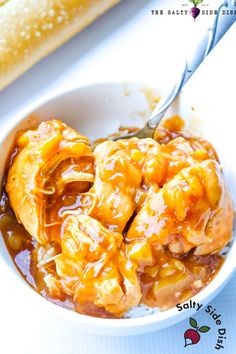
189 0 203 20
184 318 210 347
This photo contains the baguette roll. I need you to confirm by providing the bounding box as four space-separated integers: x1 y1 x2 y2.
0 0 120 91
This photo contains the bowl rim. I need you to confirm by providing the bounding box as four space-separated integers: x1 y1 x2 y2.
0 81 235 330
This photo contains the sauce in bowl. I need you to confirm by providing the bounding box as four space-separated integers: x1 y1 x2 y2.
0 116 233 318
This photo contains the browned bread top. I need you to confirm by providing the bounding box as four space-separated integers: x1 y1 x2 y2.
0 0 120 90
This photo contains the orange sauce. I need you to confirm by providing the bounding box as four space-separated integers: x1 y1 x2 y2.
0 117 231 318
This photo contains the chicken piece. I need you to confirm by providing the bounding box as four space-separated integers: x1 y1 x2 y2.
89 140 141 232
45 215 141 317
6 120 93 243
166 160 233 255
159 136 218 184
89 138 165 232
126 160 233 259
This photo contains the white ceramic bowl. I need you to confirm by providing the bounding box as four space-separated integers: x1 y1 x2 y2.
0 82 235 336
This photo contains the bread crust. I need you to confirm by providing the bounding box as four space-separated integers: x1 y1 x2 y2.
0 0 120 90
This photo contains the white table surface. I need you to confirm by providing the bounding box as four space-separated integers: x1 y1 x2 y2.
0 1 235 353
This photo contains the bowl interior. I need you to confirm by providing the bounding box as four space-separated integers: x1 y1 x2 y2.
0 82 235 335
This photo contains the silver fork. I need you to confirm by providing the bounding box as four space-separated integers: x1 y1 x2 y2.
112 0 236 141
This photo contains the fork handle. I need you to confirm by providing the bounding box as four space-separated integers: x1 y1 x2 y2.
147 0 236 130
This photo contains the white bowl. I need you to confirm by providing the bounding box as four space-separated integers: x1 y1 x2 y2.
0 82 235 336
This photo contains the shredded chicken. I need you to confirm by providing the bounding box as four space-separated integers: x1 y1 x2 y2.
46 215 141 316
89 138 165 231
126 160 233 257
6 120 93 243
4 118 233 318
